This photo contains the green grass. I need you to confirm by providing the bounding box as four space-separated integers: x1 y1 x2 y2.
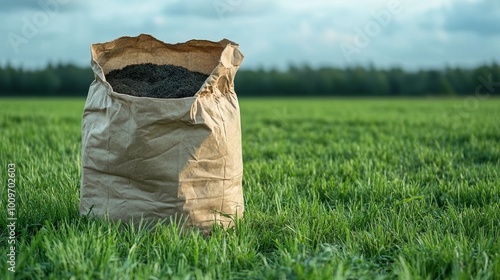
1 97 499 279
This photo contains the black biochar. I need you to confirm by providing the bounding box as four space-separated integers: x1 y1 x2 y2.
106 63 208 98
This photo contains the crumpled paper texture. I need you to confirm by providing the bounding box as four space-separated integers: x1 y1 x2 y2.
80 34 244 231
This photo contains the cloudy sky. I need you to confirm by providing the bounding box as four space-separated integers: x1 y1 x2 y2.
1 0 499 70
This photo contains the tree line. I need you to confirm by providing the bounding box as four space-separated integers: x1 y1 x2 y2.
0 62 499 97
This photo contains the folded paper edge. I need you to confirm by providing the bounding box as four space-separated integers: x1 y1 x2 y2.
89 34 244 99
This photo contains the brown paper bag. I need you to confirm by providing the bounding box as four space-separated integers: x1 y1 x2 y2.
79 34 244 232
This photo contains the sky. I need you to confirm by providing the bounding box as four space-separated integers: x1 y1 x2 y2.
1 0 499 70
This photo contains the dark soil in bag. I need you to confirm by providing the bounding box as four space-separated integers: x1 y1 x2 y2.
106 63 209 98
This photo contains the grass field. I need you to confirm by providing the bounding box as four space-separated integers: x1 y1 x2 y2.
1 98 499 279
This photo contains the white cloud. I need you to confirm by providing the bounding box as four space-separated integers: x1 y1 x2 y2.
1 0 498 69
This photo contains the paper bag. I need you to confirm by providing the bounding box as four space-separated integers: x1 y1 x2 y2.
79 34 244 231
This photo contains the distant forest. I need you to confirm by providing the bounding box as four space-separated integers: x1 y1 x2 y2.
0 62 499 97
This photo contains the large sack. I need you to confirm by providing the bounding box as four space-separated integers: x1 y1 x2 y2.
79 34 244 231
